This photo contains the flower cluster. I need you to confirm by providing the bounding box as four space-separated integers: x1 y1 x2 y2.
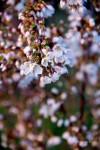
65 11 100 86
19 0 73 86
60 0 87 12
39 98 62 118
0 3 22 85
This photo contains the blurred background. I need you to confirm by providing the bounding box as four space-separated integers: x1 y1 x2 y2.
0 0 100 150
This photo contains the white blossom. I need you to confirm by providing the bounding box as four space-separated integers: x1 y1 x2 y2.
47 136 61 147
79 141 88 147
40 76 51 87
53 44 63 57
37 5 54 18
20 62 42 76
41 57 49 67
39 99 61 118
51 72 60 82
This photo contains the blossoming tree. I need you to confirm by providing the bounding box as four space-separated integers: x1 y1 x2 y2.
0 0 100 150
